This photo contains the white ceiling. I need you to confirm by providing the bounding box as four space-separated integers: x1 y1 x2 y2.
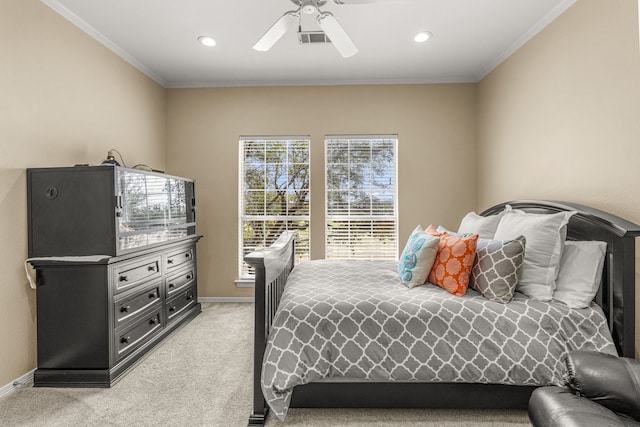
42 0 576 88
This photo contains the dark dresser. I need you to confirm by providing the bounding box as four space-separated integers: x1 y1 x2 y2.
27 165 202 387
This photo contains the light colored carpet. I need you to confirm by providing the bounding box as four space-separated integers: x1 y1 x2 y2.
0 303 532 426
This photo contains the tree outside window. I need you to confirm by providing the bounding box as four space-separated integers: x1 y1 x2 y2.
325 136 398 260
239 137 310 278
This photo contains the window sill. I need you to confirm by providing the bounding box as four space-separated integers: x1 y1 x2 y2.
234 278 255 288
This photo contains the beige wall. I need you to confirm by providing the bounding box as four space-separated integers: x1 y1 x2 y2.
0 0 166 387
166 85 477 298
477 0 640 353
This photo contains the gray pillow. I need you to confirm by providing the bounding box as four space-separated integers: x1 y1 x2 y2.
470 235 526 303
493 210 575 301
458 210 505 239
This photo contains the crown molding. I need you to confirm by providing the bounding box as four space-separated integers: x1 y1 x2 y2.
41 0 168 87
165 76 476 89
476 0 577 81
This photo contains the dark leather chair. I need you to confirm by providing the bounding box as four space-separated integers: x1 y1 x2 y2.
529 351 640 427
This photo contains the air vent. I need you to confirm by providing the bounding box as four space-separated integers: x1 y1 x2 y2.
298 31 332 44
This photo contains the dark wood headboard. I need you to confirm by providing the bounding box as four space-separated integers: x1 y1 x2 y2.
481 200 640 358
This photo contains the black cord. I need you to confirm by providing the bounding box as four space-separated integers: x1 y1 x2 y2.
109 148 126 167
132 164 153 171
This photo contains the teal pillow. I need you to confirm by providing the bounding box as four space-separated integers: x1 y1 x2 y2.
398 225 440 288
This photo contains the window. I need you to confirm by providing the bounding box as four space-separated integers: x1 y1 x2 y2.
239 137 310 278
325 135 398 260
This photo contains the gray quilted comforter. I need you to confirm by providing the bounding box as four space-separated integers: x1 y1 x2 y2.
262 259 617 420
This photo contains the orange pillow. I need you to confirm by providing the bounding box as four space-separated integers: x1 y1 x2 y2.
425 225 478 296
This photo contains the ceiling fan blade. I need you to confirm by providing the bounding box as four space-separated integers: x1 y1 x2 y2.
253 11 299 51
317 12 358 58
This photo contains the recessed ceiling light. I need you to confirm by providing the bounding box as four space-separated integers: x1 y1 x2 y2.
414 32 432 43
198 36 216 47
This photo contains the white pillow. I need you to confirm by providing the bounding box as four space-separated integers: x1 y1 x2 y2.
458 210 505 239
493 209 576 300
397 225 440 288
553 241 607 309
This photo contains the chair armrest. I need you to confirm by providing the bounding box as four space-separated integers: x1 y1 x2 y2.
566 351 640 420
529 386 639 427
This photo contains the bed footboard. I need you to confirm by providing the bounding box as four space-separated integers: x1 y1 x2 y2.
244 231 296 427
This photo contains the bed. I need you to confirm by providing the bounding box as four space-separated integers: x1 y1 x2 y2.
245 200 640 426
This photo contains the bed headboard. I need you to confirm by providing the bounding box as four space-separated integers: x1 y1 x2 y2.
481 200 640 358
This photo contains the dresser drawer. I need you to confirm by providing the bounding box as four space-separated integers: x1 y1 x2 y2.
165 246 194 271
114 281 162 328
112 256 162 294
166 285 197 325
166 266 196 298
115 309 163 361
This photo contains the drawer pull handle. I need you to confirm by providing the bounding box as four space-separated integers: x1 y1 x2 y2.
120 305 131 313
186 274 192 280
149 292 157 299
185 253 190 258
169 306 176 312
186 294 194 301
149 318 158 325
119 275 128 282
167 259 174 265
148 265 156 271
121 336 130 344
168 283 175 289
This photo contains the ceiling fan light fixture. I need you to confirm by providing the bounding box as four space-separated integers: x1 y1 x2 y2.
197 36 217 47
414 31 432 43
301 0 318 15
253 11 300 51
317 12 358 58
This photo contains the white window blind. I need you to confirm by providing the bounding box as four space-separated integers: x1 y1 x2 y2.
239 137 310 278
325 135 398 260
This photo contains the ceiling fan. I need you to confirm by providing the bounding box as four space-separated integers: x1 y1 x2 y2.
254 0 396 58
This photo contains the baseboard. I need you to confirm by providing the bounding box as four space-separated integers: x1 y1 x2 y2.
0 369 34 399
198 297 254 303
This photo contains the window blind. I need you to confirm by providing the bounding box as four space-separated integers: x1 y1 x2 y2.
239 137 310 278
325 136 398 260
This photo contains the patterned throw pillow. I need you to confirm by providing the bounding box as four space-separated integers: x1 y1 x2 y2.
398 225 440 288
426 225 478 296
470 236 526 303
